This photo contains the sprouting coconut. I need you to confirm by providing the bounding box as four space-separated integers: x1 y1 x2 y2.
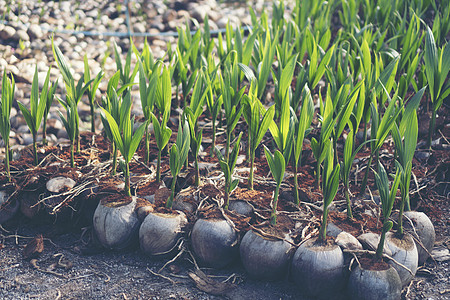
385 232 418 287
93 195 140 250
347 163 402 300
347 259 402 300
403 211 435 265
291 144 345 298
191 218 239 268
139 210 187 257
240 229 294 281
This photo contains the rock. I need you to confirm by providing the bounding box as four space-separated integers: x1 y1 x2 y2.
431 247 450 262
0 26 16 40
14 29 30 41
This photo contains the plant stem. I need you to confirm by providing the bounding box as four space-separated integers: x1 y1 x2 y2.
248 151 255 190
427 109 436 149
210 118 216 157
224 181 230 210
145 125 150 165
167 175 177 209
398 199 405 236
294 164 299 205
90 102 95 133
405 193 411 211
376 228 387 259
76 132 80 153
42 116 48 146
4 141 10 181
360 154 373 195
156 149 161 183
70 142 74 167
318 206 329 242
225 130 231 161
112 142 117 175
270 184 280 225
194 155 200 186
125 162 131 196
345 185 353 219
32 133 38 166
316 161 321 190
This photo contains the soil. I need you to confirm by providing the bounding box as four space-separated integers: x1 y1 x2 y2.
359 255 391 271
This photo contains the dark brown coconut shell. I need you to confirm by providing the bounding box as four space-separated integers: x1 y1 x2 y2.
0 190 19 224
347 261 401 300
291 237 345 298
139 211 187 256
191 218 239 268
385 232 418 287
240 229 294 281
93 195 140 250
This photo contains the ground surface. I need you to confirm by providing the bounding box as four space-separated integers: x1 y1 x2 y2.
0 0 449 299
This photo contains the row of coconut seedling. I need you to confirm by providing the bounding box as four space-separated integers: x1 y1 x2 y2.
1 1 446 299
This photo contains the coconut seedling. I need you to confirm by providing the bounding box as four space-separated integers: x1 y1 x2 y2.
42 78 57 146
311 87 334 190
423 26 450 148
137 58 160 165
113 41 138 93
152 66 172 184
166 118 190 209
263 146 286 226
184 71 208 186
341 130 373 219
216 132 242 210
204 71 222 157
291 143 345 298
100 72 132 175
219 66 244 160
0 71 14 181
52 37 93 153
347 162 403 300
242 80 275 190
57 95 78 168
17 67 50 166
291 84 314 204
101 95 147 197
359 83 404 194
83 54 104 133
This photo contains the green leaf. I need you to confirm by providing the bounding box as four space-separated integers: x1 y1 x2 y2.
170 144 179 178
101 108 124 155
128 121 147 163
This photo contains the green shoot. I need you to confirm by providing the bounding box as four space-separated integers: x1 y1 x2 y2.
0 72 14 181
216 133 243 210
18 67 50 166
424 26 450 148
184 72 208 186
84 55 104 133
264 146 286 225
52 36 93 153
42 78 58 146
101 101 147 197
374 162 401 260
152 66 172 183
167 118 190 209
318 142 340 242
291 84 314 204
243 80 275 190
